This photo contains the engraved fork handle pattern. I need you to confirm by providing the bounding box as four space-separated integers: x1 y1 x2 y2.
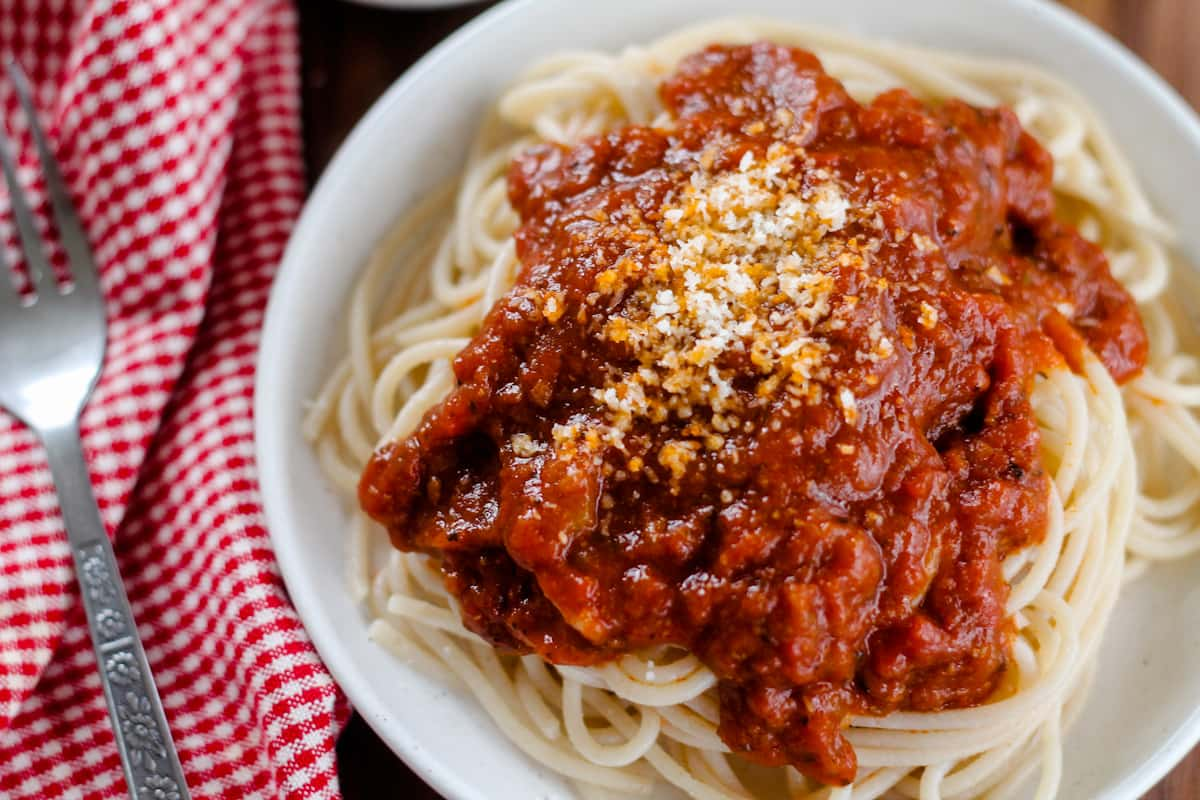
43 424 190 800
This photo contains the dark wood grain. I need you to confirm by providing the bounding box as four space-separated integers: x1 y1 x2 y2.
298 1 1200 796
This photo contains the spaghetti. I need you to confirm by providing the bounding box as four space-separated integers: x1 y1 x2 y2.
305 18 1200 800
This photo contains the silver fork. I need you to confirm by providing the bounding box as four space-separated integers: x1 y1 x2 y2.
0 63 191 800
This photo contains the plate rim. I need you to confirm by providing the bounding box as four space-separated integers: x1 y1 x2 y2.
339 0 485 10
255 1 1200 798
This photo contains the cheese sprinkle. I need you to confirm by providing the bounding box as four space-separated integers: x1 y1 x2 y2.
568 145 878 474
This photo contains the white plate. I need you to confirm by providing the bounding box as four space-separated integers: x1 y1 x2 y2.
256 1 1200 797
342 0 480 9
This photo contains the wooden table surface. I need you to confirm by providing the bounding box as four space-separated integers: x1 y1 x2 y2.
297 1 1200 797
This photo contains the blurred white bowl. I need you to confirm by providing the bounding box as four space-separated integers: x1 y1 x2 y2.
343 0 482 9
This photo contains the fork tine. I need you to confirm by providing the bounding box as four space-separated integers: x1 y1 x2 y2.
0 105 55 299
0 227 18 306
7 62 96 298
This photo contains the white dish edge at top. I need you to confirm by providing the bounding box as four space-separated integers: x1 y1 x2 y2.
345 1 482 9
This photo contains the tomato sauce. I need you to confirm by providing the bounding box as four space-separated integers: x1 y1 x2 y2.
360 43 1146 785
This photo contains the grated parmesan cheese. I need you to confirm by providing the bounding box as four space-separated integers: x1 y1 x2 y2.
985 266 1012 286
591 146 861 440
510 433 541 457
918 302 939 330
838 387 859 425
549 144 889 486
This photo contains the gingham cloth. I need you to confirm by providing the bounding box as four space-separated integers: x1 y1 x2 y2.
0 1 347 797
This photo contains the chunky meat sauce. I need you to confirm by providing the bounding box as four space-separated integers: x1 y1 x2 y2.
360 43 1146 785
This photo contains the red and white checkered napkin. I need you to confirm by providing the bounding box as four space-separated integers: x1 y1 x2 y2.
0 1 348 797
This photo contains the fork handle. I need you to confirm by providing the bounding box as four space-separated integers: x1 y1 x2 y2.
41 423 192 800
